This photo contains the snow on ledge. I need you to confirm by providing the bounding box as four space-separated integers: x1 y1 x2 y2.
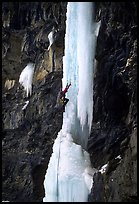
98 163 108 174
22 100 29 110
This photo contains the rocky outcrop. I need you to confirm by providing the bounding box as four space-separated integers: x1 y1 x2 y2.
2 2 67 202
2 71 64 202
88 2 137 202
2 2 67 84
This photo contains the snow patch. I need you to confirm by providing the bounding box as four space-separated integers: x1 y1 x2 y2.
99 163 108 174
22 100 29 110
115 155 121 160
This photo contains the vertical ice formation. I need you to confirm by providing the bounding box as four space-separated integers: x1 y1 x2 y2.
77 3 101 141
43 2 100 202
62 2 101 149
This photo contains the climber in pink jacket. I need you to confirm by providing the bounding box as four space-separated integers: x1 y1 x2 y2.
57 82 71 106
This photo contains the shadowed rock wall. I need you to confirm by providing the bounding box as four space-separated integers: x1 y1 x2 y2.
88 2 137 202
2 2 67 202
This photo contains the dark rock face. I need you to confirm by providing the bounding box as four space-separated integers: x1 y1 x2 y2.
2 2 137 202
2 2 66 202
2 71 63 202
88 2 137 202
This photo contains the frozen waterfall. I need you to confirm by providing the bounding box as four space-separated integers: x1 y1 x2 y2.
43 2 100 202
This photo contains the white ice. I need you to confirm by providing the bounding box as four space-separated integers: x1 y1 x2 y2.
19 62 35 97
22 100 29 110
99 163 108 174
47 28 54 51
43 130 95 202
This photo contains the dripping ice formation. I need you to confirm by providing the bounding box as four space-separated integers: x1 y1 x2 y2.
43 2 100 202
62 2 101 148
19 62 35 97
47 27 54 51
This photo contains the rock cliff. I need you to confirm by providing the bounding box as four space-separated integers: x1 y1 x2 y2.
2 2 67 202
88 2 137 202
2 2 137 202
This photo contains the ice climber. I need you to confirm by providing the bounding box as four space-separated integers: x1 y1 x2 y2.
57 82 71 107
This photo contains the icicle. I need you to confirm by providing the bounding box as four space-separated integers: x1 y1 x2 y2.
47 27 55 51
19 62 35 97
